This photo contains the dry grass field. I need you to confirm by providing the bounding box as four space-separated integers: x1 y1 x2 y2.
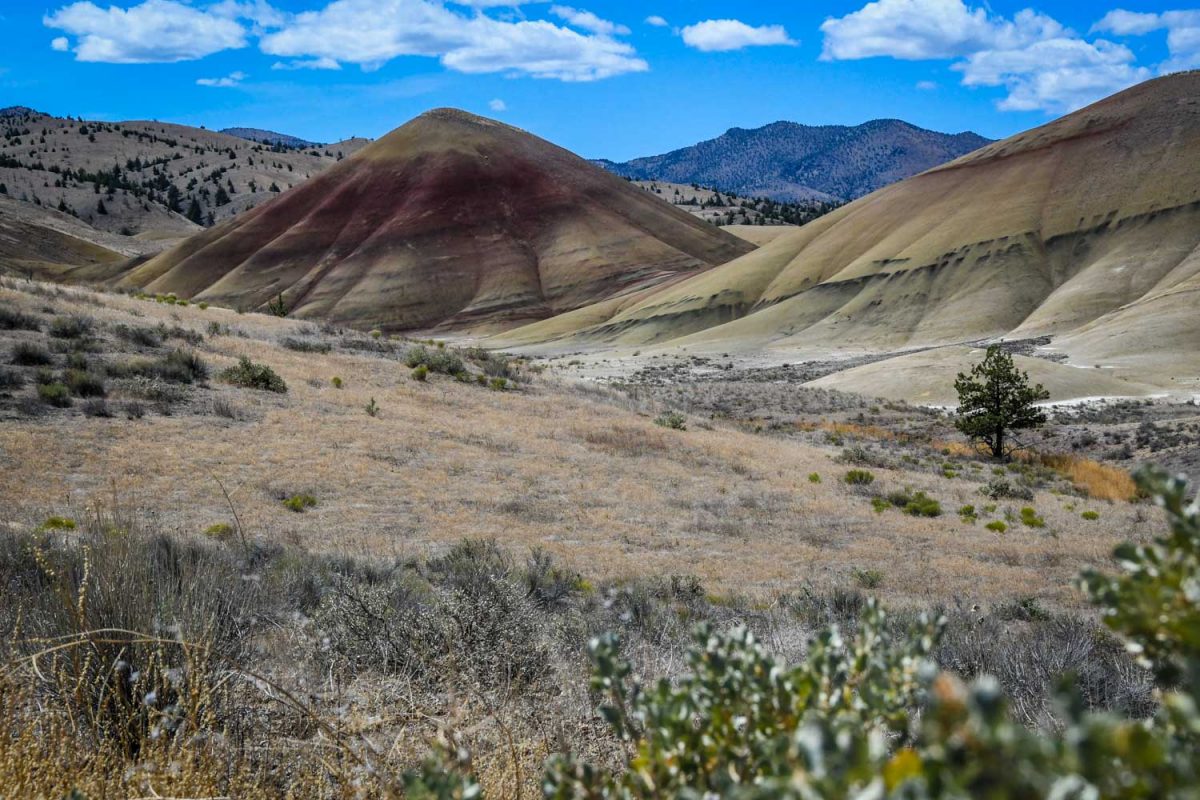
0 276 1159 610
0 275 1183 796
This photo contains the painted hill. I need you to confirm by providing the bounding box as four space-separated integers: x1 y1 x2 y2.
119 109 754 332
220 127 321 149
496 73 1200 402
598 119 991 202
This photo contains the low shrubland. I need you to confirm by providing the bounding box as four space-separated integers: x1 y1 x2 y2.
2 466 1190 796
218 356 287 393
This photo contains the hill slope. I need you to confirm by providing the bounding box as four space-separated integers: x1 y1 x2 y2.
496 73 1200 402
0 106 368 245
599 119 991 202
220 127 321 149
120 109 754 332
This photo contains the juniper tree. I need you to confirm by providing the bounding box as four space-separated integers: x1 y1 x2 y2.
954 345 1050 459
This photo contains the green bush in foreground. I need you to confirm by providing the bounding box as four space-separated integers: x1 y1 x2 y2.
219 356 287 393
844 469 875 485
282 493 317 513
412 467 1200 798
654 411 687 430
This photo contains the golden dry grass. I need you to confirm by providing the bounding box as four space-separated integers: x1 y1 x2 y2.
0 280 1155 610
933 440 1137 503
1034 454 1138 502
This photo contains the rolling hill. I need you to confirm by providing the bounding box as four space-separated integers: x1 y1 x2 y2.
0 106 368 276
119 109 754 332
598 119 991 202
495 73 1200 403
219 127 322 149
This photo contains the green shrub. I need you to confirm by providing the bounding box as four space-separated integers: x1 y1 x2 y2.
903 491 942 517
283 493 317 513
1081 510 1100 521
280 336 331 354
197 302 209 310
331 376 343 389
203 522 235 541
959 504 977 523
0 367 25 389
985 520 1008 533
1019 506 1046 528
158 349 209 383
853 568 884 589
64 369 106 397
411 466 1200 798
411 364 429 382
981 478 1034 501
220 356 286 393
808 472 821 484
0 307 41 331
844 469 875 485
488 377 508 391
37 381 72 407
404 345 464 376
364 397 380 417
654 411 687 430
870 497 890 513
39 515 77 530
48 314 93 339
11 341 53 366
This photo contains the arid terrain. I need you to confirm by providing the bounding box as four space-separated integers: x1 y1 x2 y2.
486 74 1200 407
1 275 1180 607
1 273 1184 795
1 53 1198 797
0 105 368 277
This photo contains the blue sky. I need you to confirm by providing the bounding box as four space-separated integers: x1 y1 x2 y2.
0 0 1195 159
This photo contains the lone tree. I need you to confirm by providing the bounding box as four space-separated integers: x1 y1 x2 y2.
954 345 1050 459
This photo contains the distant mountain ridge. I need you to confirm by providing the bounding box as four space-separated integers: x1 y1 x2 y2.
220 127 321 149
599 119 992 202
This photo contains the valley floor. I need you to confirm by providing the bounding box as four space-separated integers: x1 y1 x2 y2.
3 277 1195 609
2 276 1196 796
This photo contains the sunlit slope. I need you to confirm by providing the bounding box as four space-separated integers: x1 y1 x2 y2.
492 73 1200 373
120 109 753 332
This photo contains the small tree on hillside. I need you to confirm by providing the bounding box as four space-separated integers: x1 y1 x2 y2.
954 345 1049 459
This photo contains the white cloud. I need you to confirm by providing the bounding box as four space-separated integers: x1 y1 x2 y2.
820 0 1064 61
821 0 1159 113
44 0 247 63
488 98 506 111
916 79 938 90
1093 9 1200 73
258 0 646 80
679 19 796 52
208 0 287 30
441 18 647 80
51 36 70 51
197 69 247 87
1092 9 1165 36
957 38 1150 112
549 5 629 37
271 56 341 70
42 0 646 82
645 15 668 28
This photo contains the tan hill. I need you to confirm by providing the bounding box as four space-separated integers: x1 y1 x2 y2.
495 73 1200 403
0 195 129 281
120 109 754 332
0 106 368 250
